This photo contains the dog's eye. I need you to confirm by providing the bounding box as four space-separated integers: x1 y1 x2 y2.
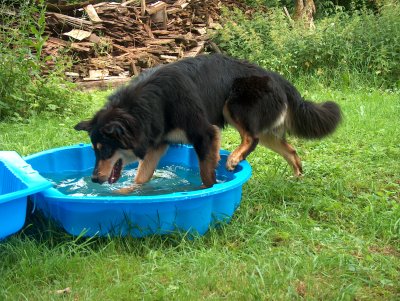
100 145 113 159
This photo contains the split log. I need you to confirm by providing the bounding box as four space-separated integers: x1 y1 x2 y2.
146 1 167 15
183 40 205 57
77 77 132 90
45 0 104 13
63 29 92 41
84 5 102 23
46 13 94 31
145 38 175 45
143 23 154 39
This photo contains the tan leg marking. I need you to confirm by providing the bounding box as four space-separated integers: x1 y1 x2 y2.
223 104 258 171
259 133 303 176
200 125 221 187
135 144 168 184
226 129 257 171
115 145 168 195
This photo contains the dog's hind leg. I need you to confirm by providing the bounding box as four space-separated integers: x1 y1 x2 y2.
226 127 258 171
190 125 221 187
223 104 259 171
259 133 302 176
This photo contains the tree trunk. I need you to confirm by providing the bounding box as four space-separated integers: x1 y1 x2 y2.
293 0 316 29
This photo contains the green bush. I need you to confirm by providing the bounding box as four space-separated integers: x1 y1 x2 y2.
242 0 387 14
213 3 400 88
0 1 83 121
0 50 82 122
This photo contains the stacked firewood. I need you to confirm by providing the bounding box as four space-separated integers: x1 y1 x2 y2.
42 0 242 86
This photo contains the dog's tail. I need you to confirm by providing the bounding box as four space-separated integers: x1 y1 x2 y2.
286 87 342 139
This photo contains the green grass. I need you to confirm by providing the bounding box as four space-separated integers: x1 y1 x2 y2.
0 85 399 300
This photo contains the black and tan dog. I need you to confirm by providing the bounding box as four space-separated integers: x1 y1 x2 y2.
75 54 341 191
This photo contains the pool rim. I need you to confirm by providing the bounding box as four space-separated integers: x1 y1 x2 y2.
24 143 252 204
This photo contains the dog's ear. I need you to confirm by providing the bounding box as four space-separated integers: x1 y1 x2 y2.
101 118 148 157
74 120 93 132
102 121 125 140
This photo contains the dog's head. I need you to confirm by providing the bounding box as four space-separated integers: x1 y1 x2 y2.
75 107 148 184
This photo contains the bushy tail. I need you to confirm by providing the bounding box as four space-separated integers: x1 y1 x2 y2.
288 99 342 139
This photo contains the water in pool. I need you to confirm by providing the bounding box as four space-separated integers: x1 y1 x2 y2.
43 164 229 196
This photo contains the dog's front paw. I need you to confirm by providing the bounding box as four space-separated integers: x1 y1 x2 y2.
226 155 240 171
113 185 139 195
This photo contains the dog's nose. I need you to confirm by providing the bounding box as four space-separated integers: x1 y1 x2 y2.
91 175 100 183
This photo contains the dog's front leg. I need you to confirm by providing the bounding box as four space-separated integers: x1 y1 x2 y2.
192 125 221 188
134 144 168 184
116 144 168 194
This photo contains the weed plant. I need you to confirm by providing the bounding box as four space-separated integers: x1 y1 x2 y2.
0 0 84 121
213 2 400 89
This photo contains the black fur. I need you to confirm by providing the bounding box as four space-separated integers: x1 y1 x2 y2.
75 54 341 186
289 100 342 139
226 76 289 135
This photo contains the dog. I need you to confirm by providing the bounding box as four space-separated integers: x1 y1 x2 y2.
75 54 341 191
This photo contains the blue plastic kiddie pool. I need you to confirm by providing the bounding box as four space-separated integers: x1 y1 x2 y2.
25 144 252 237
0 151 52 239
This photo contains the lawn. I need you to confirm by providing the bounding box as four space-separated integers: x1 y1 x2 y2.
0 85 399 300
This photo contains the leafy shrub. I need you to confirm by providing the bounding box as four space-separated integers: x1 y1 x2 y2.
242 0 388 14
0 1 83 121
213 3 400 88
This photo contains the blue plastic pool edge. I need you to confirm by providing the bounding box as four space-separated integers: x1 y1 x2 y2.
0 151 52 203
0 151 52 239
23 144 252 237
24 144 252 203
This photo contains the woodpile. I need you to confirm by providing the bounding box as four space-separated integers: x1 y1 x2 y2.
41 0 247 88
